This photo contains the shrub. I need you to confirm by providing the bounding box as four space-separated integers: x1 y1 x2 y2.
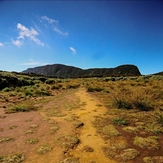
112 97 132 109
133 100 153 111
132 90 154 111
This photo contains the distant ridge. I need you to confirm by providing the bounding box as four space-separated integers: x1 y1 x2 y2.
153 71 163 76
22 64 141 78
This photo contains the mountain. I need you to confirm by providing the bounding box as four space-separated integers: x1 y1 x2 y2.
22 64 141 78
153 71 163 76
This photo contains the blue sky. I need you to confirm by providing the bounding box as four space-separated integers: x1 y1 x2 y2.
0 1 163 75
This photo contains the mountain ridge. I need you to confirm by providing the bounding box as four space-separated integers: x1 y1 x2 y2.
22 64 141 78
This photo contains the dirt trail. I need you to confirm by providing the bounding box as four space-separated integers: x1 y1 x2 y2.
69 88 116 163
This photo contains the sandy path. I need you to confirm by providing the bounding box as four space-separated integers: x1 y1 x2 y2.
69 88 116 163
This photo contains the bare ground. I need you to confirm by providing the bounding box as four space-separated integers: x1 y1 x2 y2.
0 88 117 163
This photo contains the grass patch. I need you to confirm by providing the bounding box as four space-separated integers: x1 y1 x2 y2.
103 124 121 137
143 156 163 163
103 141 126 159
25 129 36 134
0 154 25 163
56 135 80 149
115 148 139 161
5 104 37 114
133 136 159 150
112 117 128 126
58 157 79 163
47 109 67 117
26 138 39 144
0 137 14 143
50 126 60 134
112 97 132 110
36 144 52 154
8 125 17 130
30 124 39 128
123 126 139 133
87 86 103 92
154 110 163 126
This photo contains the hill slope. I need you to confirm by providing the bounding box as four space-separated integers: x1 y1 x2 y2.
22 64 141 78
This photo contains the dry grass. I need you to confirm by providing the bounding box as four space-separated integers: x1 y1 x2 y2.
26 138 39 144
103 124 121 137
133 136 159 150
58 157 79 163
36 144 52 154
56 135 80 149
0 154 25 163
5 104 37 114
0 137 14 143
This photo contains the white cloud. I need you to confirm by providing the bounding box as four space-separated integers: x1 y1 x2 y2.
70 47 76 54
0 42 3 47
40 15 68 36
11 39 22 47
12 23 44 47
41 16 58 24
53 27 68 36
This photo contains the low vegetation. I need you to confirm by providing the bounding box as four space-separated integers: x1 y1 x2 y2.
56 135 80 149
0 153 25 163
5 104 37 114
0 70 163 163
36 144 52 154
